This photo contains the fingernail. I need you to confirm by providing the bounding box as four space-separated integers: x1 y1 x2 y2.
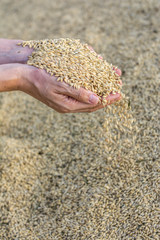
98 55 103 59
89 94 99 104
112 93 121 98
112 93 121 101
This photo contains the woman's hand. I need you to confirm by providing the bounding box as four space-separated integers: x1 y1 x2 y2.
20 64 121 113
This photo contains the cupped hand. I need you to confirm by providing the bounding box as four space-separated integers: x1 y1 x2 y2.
20 64 122 113
0 39 122 113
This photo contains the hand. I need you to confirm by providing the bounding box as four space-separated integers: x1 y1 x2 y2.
20 64 122 113
0 39 122 113
0 39 33 65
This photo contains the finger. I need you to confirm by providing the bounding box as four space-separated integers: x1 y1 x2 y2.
105 92 121 102
88 45 103 59
61 95 99 112
44 94 90 113
119 80 122 85
116 70 122 85
82 93 122 113
59 79 121 107
47 94 92 113
59 82 99 105
88 45 94 52
112 67 122 86
116 68 122 76
113 67 122 77
86 93 121 113
62 92 121 113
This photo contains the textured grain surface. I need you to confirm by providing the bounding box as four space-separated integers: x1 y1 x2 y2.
0 0 160 239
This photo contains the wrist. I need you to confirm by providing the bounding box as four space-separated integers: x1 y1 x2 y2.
0 64 23 92
0 39 33 65
18 64 41 95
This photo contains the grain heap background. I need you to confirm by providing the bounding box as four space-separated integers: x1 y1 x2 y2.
0 0 159 239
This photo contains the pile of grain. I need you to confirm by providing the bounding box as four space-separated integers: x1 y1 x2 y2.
0 0 159 239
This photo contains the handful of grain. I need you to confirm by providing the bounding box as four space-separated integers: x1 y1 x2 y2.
19 38 122 104
19 38 134 140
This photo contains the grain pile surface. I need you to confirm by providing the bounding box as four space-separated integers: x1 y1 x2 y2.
0 0 160 239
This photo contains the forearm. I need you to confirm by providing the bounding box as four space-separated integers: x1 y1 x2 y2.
0 39 33 64
0 64 22 92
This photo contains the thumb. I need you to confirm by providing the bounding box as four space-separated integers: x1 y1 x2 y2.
66 86 99 105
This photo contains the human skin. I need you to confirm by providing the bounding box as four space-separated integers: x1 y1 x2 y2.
0 38 122 113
